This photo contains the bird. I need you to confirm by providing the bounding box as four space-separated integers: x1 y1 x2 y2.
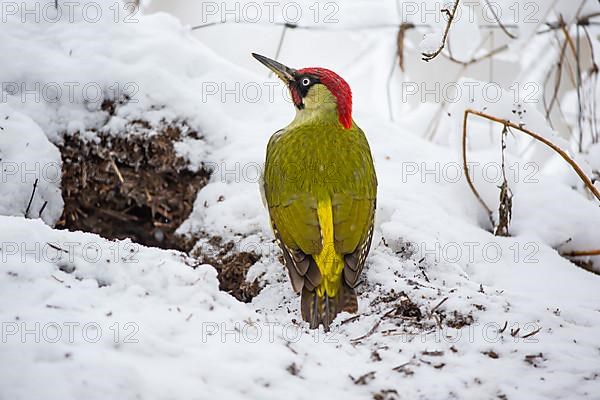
253 53 377 331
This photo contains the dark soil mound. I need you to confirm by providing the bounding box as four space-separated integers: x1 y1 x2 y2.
56 97 263 301
192 236 263 303
57 122 210 252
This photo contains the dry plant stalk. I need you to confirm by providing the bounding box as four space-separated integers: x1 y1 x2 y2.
483 0 517 39
494 127 512 236
462 108 600 258
397 22 415 72
443 44 508 67
422 0 460 62
462 109 600 204
561 249 600 257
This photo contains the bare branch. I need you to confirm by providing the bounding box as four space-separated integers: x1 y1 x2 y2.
461 114 495 228
272 24 289 70
442 44 508 67
543 38 568 124
483 0 517 39
561 249 600 257
421 0 461 62
462 110 600 209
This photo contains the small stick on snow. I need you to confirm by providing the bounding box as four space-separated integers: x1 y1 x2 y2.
47 243 69 253
25 178 39 218
430 297 449 314
341 315 361 325
420 268 430 283
351 308 396 342
38 201 48 218
285 341 298 354
521 327 542 339
499 321 508 334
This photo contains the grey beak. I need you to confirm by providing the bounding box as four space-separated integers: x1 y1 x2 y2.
252 53 297 83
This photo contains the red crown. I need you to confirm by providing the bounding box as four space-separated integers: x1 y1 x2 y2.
298 67 353 129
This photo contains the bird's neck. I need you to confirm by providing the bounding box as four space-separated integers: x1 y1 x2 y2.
289 106 339 129
288 85 347 130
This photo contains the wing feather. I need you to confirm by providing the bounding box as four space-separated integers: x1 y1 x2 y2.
264 124 376 299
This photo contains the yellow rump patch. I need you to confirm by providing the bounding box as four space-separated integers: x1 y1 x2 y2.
313 195 345 297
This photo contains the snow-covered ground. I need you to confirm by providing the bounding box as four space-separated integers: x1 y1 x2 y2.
1 0 600 399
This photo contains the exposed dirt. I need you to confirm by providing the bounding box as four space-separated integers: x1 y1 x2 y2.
443 310 475 329
56 101 262 302
192 236 262 302
390 293 423 320
372 389 400 400
58 122 210 252
373 289 424 321
524 352 546 368
483 350 500 359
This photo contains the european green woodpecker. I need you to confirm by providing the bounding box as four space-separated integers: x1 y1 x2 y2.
253 53 377 330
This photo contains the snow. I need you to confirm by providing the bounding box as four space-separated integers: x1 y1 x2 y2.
0 103 63 224
420 31 443 55
1 0 600 399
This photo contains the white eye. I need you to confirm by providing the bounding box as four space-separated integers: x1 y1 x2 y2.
302 78 310 86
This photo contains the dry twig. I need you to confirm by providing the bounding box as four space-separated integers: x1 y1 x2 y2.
561 249 600 257
521 327 542 339
494 127 512 236
461 109 600 227
483 0 517 39
421 0 461 62
38 201 48 218
442 44 508 67
397 22 415 71
462 109 600 260
351 308 396 342
430 297 449 314
25 178 39 218
108 153 125 184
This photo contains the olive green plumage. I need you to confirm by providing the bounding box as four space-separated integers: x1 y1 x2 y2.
264 106 377 330
253 53 377 330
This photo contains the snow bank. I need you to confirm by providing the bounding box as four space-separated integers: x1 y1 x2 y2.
3 208 600 399
1 0 600 399
0 103 63 225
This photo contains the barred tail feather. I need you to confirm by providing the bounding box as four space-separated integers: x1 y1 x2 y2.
300 283 357 331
